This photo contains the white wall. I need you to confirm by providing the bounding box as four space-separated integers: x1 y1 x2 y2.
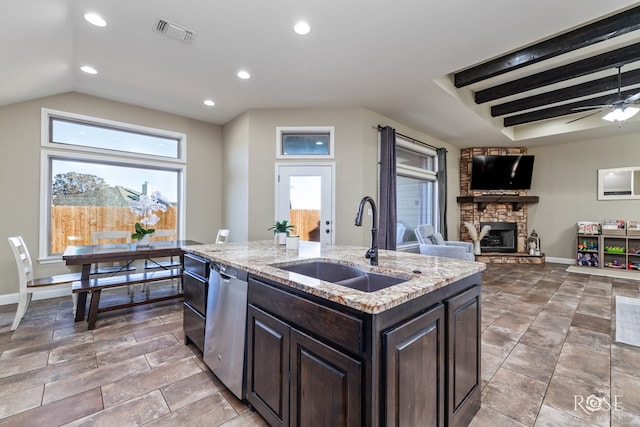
222 112 250 242
0 92 222 298
221 107 461 247
529 131 640 260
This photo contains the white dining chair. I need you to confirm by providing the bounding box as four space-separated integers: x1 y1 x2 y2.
146 229 179 267
150 229 176 242
92 230 138 300
215 229 230 244
91 231 135 274
145 229 180 294
7 236 78 330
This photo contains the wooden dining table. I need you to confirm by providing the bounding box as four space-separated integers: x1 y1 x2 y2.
62 240 199 329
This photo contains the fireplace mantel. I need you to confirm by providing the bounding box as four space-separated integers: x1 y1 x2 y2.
456 195 539 211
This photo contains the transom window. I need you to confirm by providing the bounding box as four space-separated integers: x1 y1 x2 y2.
276 126 334 159
50 117 181 159
40 109 186 260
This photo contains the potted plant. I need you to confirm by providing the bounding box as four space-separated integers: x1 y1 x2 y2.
129 191 167 246
268 220 296 246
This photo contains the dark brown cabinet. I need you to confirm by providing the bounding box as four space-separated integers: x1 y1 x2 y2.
247 303 362 427
290 328 362 427
384 304 445 427
447 285 481 427
247 273 481 427
247 305 290 427
182 253 209 352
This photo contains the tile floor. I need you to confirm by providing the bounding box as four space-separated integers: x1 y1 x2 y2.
0 263 639 426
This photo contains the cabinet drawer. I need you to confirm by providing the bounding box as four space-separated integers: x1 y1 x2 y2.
183 271 207 315
183 303 205 353
183 253 209 279
249 277 363 355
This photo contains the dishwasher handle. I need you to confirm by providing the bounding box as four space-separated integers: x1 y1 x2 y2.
211 263 246 281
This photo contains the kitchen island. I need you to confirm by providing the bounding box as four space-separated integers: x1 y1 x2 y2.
183 240 485 427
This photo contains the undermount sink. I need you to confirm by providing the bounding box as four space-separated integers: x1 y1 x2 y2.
277 261 407 292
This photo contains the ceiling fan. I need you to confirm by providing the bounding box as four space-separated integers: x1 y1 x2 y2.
567 66 640 124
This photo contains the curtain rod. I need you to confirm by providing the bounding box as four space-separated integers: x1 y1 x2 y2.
375 125 443 151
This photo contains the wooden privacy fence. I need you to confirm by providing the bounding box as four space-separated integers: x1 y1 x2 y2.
51 206 177 254
289 209 321 242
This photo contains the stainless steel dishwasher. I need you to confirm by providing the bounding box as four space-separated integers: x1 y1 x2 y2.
203 262 248 400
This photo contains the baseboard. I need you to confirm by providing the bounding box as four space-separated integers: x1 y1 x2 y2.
546 257 575 265
0 288 71 306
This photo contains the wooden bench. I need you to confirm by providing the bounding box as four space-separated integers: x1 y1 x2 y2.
72 268 183 330
31 272 82 287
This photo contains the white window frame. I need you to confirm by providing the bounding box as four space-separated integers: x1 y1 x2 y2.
42 108 187 163
395 137 438 249
39 109 187 262
276 126 335 159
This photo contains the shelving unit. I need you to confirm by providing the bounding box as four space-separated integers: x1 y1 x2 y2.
577 228 640 272
602 235 626 269
577 234 600 267
628 236 640 270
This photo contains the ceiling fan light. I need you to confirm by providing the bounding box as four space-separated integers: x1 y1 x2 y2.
603 107 640 122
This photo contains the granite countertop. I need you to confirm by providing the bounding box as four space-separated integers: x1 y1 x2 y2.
182 240 486 314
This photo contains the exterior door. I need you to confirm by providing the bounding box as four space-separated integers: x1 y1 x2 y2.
276 164 334 245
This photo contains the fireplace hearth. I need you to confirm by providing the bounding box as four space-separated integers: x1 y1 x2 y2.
480 222 517 253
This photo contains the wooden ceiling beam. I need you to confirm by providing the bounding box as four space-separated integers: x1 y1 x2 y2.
454 6 640 88
503 88 640 126
491 68 640 117
475 43 640 104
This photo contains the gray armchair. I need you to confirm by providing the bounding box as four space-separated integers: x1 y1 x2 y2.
415 224 475 261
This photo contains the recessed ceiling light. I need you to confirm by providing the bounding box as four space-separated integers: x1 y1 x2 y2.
237 70 251 80
84 12 107 27
80 65 98 74
203 99 215 107
294 21 311 35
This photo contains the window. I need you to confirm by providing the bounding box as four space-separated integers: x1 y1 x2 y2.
276 126 334 159
40 109 186 260
395 139 438 246
50 117 181 158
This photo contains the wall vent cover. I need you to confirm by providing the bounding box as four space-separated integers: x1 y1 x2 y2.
154 18 196 44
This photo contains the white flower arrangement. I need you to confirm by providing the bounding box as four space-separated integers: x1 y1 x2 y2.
129 191 167 240
464 221 491 243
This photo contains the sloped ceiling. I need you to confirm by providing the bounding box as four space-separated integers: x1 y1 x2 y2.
2 0 640 148
445 4 640 144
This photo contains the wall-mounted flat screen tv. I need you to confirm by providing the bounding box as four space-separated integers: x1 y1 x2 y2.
471 155 535 190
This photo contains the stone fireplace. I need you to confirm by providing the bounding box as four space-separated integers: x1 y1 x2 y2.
458 147 544 264
480 222 517 253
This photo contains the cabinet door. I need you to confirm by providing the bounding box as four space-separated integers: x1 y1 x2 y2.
182 303 205 352
183 271 207 315
447 285 481 427
247 305 290 427
290 329 362 427
384 304 445 427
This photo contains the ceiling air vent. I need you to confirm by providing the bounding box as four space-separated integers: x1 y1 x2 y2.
154 18 196 44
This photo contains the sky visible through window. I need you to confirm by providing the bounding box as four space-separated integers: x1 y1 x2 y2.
290 176 321 209
52 119 179 159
